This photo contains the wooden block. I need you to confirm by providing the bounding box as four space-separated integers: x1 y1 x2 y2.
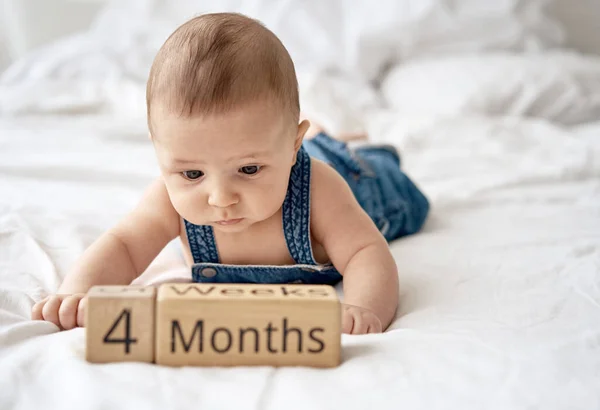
155 283 341 367
85 285 156 364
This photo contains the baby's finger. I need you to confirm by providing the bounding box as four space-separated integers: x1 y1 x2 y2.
341 310 354 334
76 296 87 328
352 314 368 335
41 295 63 328
58 295 83 330
31 296 50 320
367 320 382 334
373 318 383 333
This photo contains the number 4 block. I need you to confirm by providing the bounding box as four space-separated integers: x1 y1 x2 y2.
85 286 156 363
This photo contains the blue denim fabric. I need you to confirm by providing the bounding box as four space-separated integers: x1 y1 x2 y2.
184 132 429 285
191 263 341 285
303 133 430 241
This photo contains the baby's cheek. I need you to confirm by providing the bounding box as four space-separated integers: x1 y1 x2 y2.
255 182 287 217
169 189 204 223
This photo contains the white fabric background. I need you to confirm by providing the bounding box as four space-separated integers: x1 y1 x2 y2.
1 1 599 409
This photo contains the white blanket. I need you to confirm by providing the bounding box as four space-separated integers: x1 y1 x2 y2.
1 1 600 409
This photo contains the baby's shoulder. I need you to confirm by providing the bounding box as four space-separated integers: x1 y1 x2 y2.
309 157 355 208
307 153 378 250
135 177 181 233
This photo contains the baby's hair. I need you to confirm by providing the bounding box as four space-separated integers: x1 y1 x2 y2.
146 12 300 133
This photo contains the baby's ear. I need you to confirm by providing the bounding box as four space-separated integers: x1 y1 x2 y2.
292 120 310 164
295 119 310 151
148 132 153 141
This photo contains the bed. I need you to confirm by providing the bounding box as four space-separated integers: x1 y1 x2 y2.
1 1 599 409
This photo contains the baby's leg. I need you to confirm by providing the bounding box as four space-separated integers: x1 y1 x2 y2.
301 114 368 142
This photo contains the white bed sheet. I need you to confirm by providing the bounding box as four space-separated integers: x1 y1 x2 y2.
1 0 600 409
0 111 598 410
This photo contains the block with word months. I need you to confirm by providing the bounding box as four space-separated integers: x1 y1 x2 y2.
86 285 156 363
155 283 341 367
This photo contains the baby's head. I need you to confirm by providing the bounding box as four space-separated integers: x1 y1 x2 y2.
146 13 309 232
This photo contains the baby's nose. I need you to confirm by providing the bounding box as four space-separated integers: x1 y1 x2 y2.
207 185 238 208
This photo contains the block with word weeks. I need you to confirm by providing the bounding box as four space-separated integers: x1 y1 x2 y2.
155 283 341 367
85 285 156 363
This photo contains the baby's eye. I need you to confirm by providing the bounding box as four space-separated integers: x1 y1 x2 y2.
182 170 204 180
239 165 261 175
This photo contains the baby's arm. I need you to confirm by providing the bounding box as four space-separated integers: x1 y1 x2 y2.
31 177 180 329
310 160 399 334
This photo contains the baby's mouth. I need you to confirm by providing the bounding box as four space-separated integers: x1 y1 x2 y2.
215 218 244 226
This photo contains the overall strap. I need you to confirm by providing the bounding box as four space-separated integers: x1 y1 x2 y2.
184 220 220 264
282 146 317 265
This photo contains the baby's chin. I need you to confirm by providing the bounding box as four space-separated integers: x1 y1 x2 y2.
211 217 252 232
183 215 257 233
181 206 282 231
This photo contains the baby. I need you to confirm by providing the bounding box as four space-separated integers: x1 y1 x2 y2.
31 13 429 335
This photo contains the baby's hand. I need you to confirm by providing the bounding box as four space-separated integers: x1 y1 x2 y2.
31 294 87 330
341 303 382 334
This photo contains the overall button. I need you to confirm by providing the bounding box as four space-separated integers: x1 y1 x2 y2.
201 267 217 278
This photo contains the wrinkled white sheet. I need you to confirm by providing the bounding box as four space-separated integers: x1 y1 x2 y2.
381 51 600 126
0 0 565 134
1 0 600 409
0 112 599 410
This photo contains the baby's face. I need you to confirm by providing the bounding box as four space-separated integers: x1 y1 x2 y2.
151 101 303 233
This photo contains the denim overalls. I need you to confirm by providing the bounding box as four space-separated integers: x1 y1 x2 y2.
184 132 430 286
